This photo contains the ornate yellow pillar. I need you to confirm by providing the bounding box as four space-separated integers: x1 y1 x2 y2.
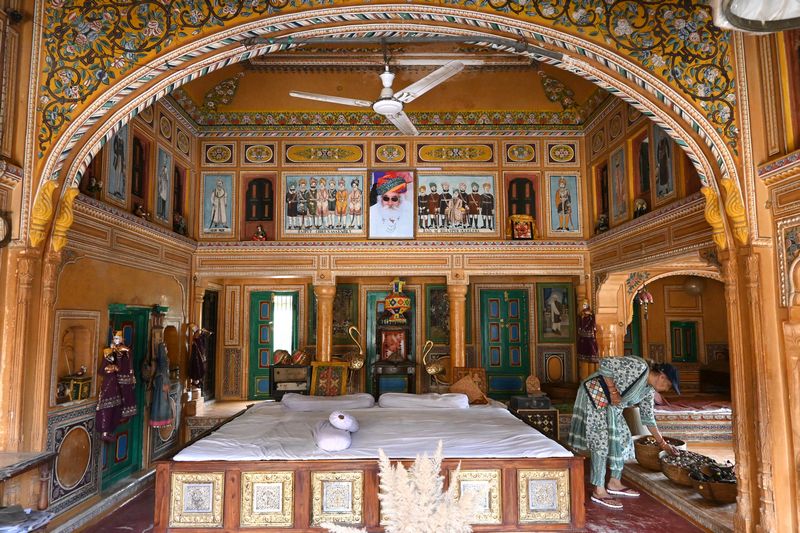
0 246 40 451
447 283 468 374
314 284 336 362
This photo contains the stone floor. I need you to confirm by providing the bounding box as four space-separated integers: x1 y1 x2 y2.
81 470 706 532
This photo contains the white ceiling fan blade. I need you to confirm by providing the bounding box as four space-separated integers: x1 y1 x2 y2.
393 60 465 104
386 111 419 136
289 91 372 108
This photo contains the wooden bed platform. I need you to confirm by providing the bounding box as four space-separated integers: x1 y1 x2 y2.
153 455 585 531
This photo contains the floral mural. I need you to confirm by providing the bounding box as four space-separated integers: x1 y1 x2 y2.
37 0 737 158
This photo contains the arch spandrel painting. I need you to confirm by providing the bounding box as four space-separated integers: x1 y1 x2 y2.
36 0 738 164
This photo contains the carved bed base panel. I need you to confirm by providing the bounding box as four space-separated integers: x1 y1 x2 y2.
154 457 585 532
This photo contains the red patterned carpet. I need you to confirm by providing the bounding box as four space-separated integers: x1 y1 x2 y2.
81 473 704 533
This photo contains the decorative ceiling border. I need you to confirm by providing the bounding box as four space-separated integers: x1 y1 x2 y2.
167 85 609 133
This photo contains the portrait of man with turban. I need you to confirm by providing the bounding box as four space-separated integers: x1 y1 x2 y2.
368 171 414 239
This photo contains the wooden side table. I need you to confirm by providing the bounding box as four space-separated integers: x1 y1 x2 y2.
510 407 560 441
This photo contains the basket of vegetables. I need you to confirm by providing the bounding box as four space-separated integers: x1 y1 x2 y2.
690 463 737 504
634 436 686 471
660 450 717 487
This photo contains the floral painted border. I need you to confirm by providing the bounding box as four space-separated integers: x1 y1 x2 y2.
36 0 737 156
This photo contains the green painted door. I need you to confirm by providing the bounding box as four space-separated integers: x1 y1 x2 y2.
249 291 298 399
365 290 416 395
102 306 148 490
624 300 643 356
480 290 530 400
670 320 698 362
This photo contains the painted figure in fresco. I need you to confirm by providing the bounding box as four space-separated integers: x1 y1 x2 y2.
317 178 329 229
285 183 299 229
612 155 626 220
148 342 173 428
427 183 440 229
639 137 650 194
297 179 309 228
348 179 363 229
467 182 481 229
111 133 126 199
556 177 573 231
370 173 413 238
307 178 319 228
189 324 212 387
335 179 348 228
577 300 599 363
449 186 466 228
327 179 337 228
418 185 429 229
656 134 672 197
481 182 495 230
209 178 228 229
251 224 267 241
157 163 169 219
439 182 452 229
546 291 564 334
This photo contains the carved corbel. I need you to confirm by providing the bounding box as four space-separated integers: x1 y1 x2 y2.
719 178 750 246
28 180 59 248
701 186 728 250
51 187 80 252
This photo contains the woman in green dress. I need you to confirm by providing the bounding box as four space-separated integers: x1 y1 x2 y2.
568 356 681 509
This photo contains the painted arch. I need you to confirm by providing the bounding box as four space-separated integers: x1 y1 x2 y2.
29 1 742 249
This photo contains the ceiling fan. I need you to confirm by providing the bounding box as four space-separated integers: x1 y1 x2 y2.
289 60 465 135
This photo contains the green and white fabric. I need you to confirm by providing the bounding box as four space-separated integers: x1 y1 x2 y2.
568 356 655 487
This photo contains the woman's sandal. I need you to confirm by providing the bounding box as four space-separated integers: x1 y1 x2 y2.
590 495 624 509
607 487 640 498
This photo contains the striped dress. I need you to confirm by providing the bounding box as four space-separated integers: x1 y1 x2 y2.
567 356 656 487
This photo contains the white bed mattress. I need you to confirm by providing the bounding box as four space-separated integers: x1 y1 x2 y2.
174 402 572 461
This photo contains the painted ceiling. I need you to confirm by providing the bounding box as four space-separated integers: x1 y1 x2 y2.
171 44 609 132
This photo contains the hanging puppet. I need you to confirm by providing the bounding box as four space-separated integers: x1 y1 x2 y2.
95 346 123 441
189 324 212 387
111 330 138 419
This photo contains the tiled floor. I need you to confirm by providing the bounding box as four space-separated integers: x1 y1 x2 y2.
82 471 704 532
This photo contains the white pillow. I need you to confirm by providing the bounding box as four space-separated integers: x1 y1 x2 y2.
281 393 375 411
329 411 359 432
378 392 470 409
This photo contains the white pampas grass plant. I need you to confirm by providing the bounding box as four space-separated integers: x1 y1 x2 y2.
323 441 475 533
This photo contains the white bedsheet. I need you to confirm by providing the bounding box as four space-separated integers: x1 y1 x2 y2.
174 402 571 461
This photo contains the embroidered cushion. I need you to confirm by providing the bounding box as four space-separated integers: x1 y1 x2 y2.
449 375 489 405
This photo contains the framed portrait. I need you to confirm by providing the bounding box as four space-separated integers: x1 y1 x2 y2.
104 124 129 208
536 283 574 343
368 170 415 240
417 173 498 237
154 146 173 224
546 173 581 237
280 172 366 239
425 284 472 344
653 124 676 205
332 284 358 345
379 329 408 362
535 345 574 384
201 172 235 236
593 162 609 223
631 127 651 203
609 146 629 224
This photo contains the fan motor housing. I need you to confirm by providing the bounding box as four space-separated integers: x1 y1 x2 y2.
373 98 403 116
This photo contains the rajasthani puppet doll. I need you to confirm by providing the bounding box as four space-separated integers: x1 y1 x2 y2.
96 347 122 441
111 331 137 420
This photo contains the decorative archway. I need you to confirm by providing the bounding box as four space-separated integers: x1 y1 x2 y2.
25 5 743 252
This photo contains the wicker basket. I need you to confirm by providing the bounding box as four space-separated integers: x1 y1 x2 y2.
691 465 738 504
633 436 686 471
661 460 695 487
